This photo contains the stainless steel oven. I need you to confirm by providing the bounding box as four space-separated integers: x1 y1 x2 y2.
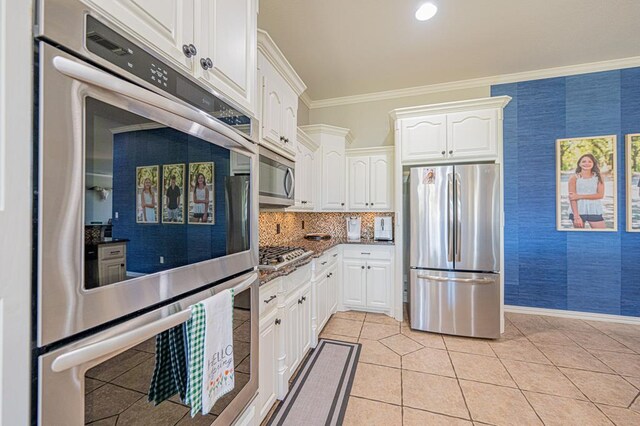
39 271 259 425
35 1 260 424
259 146 295 207
36 3 259 347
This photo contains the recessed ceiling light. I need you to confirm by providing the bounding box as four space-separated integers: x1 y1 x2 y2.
415 2 438 21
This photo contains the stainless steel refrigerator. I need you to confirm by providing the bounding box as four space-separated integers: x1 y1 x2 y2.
409 164 501 338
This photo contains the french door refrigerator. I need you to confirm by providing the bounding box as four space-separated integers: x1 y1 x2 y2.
409 164 501 338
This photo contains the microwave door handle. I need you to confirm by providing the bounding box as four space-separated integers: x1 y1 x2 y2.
51 56 255 154
284 167 294 198
51 273 256 373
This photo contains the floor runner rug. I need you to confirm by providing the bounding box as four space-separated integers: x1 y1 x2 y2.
267 339 361 426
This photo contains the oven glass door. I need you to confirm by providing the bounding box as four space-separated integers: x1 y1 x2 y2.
39 273 258 426
38 43 257 346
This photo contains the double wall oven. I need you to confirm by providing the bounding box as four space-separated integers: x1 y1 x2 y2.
35 1 259 424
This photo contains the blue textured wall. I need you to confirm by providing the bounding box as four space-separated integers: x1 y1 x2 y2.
493 67 640 317
112 128 229 274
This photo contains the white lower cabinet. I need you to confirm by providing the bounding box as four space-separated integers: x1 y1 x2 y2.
257 308 278 421
342 246 394 312
327 263 339 315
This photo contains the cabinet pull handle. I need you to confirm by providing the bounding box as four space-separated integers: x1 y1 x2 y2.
182 44 197 58
321 261 327 265
361 252 371 255
110 251 119 254
275 318 281 325
264 295 277 304
333 253 338 257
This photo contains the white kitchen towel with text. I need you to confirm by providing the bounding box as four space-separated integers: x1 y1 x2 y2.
201 288 235 414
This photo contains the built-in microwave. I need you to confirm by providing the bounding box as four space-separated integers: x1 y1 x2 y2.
259 146 295 207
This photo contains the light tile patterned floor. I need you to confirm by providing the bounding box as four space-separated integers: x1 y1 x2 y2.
318 309 640 426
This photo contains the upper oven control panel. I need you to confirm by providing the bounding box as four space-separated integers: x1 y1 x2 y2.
85 15 252 136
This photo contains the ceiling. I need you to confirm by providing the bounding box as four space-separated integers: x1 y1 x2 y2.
258 0 640 103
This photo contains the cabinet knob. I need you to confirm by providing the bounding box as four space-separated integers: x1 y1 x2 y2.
302 296 307 302
441 151 446 156
327 274 330 278
365 203 369 206
367 266 371 269
341 202 345 206
280 136 285 142
361 265 365 269
182 44 197 58
200 57 213 70
371 203 374 206
298 298 303 304
449 150 453 154
275 318 281 325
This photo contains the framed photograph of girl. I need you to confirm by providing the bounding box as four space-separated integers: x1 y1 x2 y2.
136 165 159 224
162 163 185 224
626 134 640 232
188 162 215 225
556 135 617 232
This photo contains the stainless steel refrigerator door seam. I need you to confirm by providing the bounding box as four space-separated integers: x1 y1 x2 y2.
447 172 454 262
455 172 462 262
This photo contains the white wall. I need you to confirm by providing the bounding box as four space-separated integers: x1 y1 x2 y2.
0 0 33 424
308 86 490 148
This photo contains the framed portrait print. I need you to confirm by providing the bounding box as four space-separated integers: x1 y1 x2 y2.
626 134 640 232
136 165 159 224
188 162 215 225
161 163 185 224
556 135 617 232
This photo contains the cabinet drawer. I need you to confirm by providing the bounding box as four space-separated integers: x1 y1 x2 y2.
342 245 392 261
283 264 312 294
259 279 279 316
98 244 126 260
326 248 339 265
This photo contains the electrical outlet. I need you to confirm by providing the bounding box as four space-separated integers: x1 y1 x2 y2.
302 220 305 230
160 256 165 264
115 212 119 219
276 223 280 234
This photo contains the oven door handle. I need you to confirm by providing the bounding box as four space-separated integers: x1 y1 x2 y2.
51 55 255 154
50 274 256 373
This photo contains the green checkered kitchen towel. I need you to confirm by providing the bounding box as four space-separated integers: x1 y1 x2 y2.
148 323 188 405
185 303 207 416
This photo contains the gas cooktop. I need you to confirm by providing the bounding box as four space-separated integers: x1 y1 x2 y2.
258 246 314 271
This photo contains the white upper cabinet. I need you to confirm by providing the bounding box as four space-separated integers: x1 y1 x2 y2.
300 124 354 211
258 31 306 160
447 109 497 161
290 128 319 210
85 0 257 115
391 96 511 164
346 148 393 211
347 156 369 210
400 114 447 162
195 0 256 114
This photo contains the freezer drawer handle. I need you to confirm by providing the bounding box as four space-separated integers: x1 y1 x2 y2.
417 275 493 284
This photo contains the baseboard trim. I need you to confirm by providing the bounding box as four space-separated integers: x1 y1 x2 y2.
505 305 640 325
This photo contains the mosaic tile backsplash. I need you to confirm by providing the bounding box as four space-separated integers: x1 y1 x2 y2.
259 212 395 246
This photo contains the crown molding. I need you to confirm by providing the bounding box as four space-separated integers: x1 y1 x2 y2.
299 124 354 145
297 127 320 151
299 92 313 109
308 56 640 109
389 96 512 120
257 29 307 96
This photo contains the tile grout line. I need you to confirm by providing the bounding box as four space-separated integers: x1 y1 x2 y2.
489 337 547 425
441 336 473 422
510 318 622 423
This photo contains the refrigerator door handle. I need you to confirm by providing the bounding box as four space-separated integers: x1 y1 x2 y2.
455 173 462 262
417 274 494 284
447 173 454 262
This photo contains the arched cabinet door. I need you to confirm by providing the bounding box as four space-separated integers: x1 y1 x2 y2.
400 114 447 162
447 109 498 160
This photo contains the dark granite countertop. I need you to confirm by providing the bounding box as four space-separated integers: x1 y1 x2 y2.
259 237 394 285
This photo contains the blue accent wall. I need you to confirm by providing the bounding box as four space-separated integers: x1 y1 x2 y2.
112 128 229 274
493 67 640 317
